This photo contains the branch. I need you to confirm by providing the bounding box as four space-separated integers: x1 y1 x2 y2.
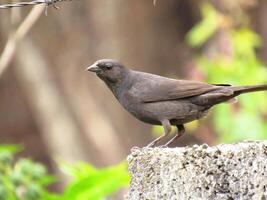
0 5 44 77
0 0 71 9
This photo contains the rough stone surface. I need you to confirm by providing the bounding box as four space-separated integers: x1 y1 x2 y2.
127 141 267 200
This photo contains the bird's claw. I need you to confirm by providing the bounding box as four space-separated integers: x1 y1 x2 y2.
146 141 156 148
145 144 155 148
157 145 168 148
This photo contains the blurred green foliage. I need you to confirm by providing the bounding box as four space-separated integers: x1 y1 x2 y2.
59 161 130 200
0 145 130 200
186 3 220 48
187 3 267 142
0 145 57 200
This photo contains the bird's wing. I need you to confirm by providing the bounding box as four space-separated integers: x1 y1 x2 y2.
128 73 230 103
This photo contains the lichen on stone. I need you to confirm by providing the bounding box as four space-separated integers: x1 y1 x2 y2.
127 141 267 200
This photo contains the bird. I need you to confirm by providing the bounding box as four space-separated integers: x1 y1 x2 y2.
86 59 267 147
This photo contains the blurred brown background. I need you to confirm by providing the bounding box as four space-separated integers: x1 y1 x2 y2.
0 0 267 177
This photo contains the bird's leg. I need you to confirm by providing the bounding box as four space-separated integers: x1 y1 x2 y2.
164 124 185 147
146 119 171 148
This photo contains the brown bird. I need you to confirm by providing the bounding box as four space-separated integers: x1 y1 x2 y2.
87 59 267 147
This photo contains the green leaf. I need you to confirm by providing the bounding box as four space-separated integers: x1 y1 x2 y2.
232 28 261 59
43 192 62 200
37 175 56 186
62 162 130 200
59 161 97 179
186 3 220 47
0 145 23 154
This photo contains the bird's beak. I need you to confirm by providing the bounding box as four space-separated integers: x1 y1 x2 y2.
86 63 101 73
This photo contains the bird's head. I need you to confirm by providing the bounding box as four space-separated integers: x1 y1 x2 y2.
86 59 128 84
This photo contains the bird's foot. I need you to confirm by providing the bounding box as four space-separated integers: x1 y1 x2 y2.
131 146 141 150
145 144 155 148
145 143 168 148
130 146 142 153
146 141 157 148
157 144 168 148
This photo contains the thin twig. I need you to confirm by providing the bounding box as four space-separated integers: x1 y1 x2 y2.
0 0 71 9
0 5 45 77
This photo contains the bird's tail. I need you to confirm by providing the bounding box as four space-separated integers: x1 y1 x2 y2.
231 84 267 95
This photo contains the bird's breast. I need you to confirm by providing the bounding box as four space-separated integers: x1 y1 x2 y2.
117 93 160 124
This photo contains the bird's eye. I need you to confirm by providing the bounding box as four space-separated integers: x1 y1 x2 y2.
106 65 112 70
